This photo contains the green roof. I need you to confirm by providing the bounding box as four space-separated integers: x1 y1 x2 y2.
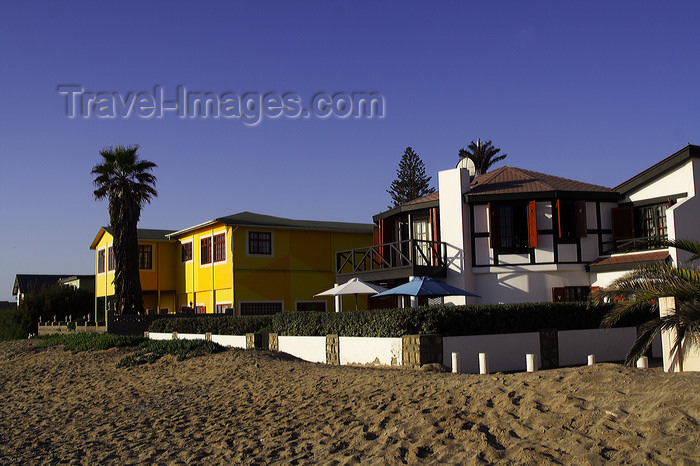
103 227 176 241
217 212 373 233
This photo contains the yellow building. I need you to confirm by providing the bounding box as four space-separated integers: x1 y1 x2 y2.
91 212 373 316
90 227 178 320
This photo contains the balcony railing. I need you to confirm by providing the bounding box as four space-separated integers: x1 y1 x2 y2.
336 239 447 277
603 235 669 254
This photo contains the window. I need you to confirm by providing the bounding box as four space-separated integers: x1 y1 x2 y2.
195 305 206 314
240 302 282 316
201 237 211 265
296 301 327 312
492 204 528 250
215 303 231 314
213 233 226 262
108 246 115 271
556 200 587 241
249 231 272 255
138 245 152 269
552 286 592 302
97 249 105 274
636 204 667 240
181 242 192 262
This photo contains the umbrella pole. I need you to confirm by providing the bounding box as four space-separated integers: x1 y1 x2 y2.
355 293 358 311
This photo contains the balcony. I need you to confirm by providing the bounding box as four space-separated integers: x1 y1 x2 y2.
603 235 669 255
336 239 448 282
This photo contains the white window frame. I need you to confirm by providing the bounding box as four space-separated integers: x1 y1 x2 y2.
215 302 232 314
246 230 274 257
138 243 154 271
200 230 227 267
97 247 106 275
295 300 327 312
181 239 193 264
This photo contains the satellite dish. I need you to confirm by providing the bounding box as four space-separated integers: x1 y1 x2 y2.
456 156 476 176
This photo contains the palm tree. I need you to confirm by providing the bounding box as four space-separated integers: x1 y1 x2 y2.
458 139 507 176
91 145 157 314
590 239 700 366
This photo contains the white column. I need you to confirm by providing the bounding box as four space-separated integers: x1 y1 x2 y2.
587 354 596 365
438 168 474 305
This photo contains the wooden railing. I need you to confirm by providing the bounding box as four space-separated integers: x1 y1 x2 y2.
336 239 447 275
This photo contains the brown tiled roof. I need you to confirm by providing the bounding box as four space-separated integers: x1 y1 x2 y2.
468 166 616 197
403 191 439 206
589 251 669 270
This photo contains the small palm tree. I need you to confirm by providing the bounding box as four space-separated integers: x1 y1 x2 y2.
91 145 157 314
458 139 507 176
591 239 700 366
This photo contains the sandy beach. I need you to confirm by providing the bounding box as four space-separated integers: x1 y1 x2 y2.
0 340 698 464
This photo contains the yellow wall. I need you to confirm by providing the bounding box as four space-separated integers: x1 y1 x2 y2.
92 230 179 312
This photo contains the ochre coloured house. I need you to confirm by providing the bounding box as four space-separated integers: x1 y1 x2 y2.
90 227 178 320
91 212 373 317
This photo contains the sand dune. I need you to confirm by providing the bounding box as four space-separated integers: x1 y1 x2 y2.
0 339 698 464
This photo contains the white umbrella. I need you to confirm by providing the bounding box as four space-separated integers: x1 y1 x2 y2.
314 278 388 311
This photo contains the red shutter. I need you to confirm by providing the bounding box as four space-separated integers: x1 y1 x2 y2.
611 207 634 248
489 203 499 249
429 207 440 266
430 207 440 243
552 287 565 302
575 201 587 238
527 200 538 248
555 199 562 238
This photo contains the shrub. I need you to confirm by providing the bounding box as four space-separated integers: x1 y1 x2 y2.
148 315 272 335
117 339 226 367
271 302 625 337
39 333 146 352
11 285 93 338
144 302 640 338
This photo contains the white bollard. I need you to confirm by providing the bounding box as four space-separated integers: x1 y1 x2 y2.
636 356 649 368
479 352 489 375
451 352 460 373
526 353 538 373
588 354 596 366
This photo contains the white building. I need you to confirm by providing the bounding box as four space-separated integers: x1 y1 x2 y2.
336 144 699 305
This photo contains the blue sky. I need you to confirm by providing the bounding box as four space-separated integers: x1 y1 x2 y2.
1 1 698 300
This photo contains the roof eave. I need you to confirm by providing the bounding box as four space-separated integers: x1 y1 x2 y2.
373 200 440 222
615 144 700 194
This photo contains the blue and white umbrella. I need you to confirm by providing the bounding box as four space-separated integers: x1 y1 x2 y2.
372 276 480 298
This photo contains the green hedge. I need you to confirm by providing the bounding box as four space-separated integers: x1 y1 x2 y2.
146 302 643 337
148 315 272 335
271 302 626 337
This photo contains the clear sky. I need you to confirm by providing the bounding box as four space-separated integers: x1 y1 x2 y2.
1 1 698 301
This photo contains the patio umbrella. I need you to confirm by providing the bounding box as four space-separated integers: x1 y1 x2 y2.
314 278 388 311
372 276 480 298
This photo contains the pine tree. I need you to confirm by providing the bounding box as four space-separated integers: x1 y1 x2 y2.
387 147 435 207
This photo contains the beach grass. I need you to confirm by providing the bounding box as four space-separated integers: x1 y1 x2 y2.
39 332 146 352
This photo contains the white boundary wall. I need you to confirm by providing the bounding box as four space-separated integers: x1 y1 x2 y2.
211 335 246 349
278 336 327 363
177 333 206 341
339 337 402 366
443 333 541 373
149 332 175 341
558 328 636 366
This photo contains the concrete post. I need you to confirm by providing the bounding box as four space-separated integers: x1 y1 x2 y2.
479 352 489 375
526 353 537 372
636 356 649 368
588 354 596 365
451 352 460 373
